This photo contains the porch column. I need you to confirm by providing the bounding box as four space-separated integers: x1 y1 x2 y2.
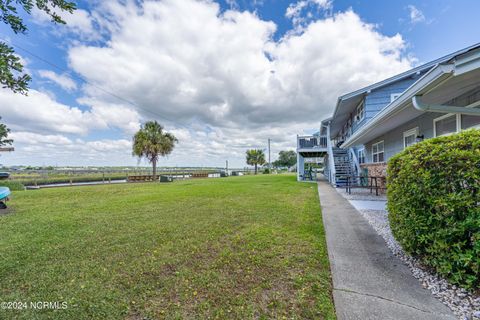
297 153 304 181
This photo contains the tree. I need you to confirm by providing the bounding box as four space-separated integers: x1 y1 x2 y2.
246 149 265 175
1 0 76 94
273 150 297 168
0 117 12 146
132 121 178 180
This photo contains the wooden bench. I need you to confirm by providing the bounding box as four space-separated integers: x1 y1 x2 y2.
343 175 386 196
127 175 157 182
191 172 209 178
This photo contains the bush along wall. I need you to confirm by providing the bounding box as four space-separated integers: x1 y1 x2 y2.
387 129 480 290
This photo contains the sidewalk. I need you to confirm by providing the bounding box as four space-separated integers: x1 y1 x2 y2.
317 180 456 320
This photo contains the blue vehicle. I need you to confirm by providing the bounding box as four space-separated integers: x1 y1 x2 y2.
0 186 11 209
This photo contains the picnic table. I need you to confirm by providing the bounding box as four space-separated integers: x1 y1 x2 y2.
342 175 386 196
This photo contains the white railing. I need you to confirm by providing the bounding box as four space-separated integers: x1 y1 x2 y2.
297 135 328 149
348 148 361 175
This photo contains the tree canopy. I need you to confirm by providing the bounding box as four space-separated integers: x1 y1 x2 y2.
0 117 12 146
246 149 265 174
273 150 297 168
0 0 76 94
132 121 178 179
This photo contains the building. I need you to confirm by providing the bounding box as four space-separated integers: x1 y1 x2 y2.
297 43 480 185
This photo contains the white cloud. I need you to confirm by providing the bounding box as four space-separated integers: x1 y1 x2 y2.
225 0 238 10
69 1 412 129
0 88 140 136
407 5 426 24
286 0 333 28
3 132 133 166
38 70 78 91
11 132 73 145
32 7 101 41
4 0 416 166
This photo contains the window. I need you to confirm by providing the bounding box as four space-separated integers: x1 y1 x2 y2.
358 149 365 164
355 101 365 122
403 128 419 149
372 141 384 163
434 114 458 137
461 114 480 130
391 93 402 102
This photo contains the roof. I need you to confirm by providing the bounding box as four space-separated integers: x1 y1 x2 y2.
329 42 480 137
341 46 480 148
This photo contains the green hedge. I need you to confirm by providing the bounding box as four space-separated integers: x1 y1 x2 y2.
387 129 480 289
0 180 25 191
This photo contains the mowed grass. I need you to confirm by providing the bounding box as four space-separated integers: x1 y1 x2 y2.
0 174 335 319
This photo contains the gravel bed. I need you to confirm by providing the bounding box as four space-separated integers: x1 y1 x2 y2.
335 189 480 320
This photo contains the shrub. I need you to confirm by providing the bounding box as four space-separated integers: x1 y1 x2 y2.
0 180 25 191
263 168 271 174
387 129 480 289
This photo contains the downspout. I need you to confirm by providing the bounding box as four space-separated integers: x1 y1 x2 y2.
413 96 480 115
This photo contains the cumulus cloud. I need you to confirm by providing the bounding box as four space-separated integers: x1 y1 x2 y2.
32 7 101 41
0 88 140 136
38 70 78 91
4 0 416 166
69 1 412 130
4 132 133 166
286 0 333 28
407 5 426 24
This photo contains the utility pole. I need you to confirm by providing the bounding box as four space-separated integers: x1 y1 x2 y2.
226 160 228 175
268 138 271 170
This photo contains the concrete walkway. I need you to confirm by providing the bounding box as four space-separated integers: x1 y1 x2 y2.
317 180 456 320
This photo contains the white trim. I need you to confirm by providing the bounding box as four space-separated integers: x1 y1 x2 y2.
391 93 402 102
372 140 385 163
403 127 419 149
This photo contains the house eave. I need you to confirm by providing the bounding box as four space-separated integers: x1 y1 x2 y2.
341 64 454 148
329 43 480 139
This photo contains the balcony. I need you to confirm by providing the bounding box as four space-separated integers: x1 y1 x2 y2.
297 135 328 154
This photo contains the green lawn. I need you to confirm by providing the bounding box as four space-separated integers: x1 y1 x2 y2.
0 174 335 319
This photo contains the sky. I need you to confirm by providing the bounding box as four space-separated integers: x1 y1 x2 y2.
0 0 479 167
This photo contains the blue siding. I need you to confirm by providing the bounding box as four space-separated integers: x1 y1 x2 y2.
363 75 421 123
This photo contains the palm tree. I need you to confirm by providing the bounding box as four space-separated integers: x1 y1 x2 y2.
132 121 178 180
246 149 266 175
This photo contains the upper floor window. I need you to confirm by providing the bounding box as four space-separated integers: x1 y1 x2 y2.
391 93 402 102
355 101 365 123
372 141 384 163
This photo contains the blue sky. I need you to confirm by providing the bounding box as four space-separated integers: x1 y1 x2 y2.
0 0 478 167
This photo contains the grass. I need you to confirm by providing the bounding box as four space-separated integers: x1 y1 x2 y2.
0 174 335 319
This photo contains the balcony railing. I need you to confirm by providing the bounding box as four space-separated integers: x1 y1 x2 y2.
297 135 328 149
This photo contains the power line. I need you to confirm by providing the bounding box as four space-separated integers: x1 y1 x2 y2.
8 41 192 130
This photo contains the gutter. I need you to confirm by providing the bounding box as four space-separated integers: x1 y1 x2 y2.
412 95 480 116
